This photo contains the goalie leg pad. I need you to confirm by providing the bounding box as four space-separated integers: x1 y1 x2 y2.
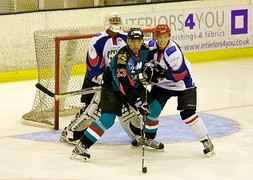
118 105 141 140
70 91 101 131
66 92 101 141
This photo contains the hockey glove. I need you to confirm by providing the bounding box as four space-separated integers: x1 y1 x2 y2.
135 97 150 116
142 61 154 83
152 64 166 83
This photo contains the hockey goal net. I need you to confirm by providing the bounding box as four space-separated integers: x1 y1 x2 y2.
22 26 155 130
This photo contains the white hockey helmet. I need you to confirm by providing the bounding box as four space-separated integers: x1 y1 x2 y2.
104 11 122 33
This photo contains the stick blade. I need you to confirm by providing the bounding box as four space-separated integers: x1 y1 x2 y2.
142 167 147 173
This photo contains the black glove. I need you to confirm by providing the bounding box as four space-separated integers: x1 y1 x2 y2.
142 61 154 83
152 64 166 83
135 97 150 116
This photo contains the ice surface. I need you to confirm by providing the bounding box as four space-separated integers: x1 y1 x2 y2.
0 57 253 180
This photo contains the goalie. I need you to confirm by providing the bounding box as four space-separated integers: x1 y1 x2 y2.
61 11 143 144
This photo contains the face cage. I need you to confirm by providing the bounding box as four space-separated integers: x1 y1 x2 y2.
109 17 121 24
108 17 122 32
155 28 171 36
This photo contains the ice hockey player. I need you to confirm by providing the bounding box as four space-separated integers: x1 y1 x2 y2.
60 11 142 145
147 24 215 157
70 28 164 161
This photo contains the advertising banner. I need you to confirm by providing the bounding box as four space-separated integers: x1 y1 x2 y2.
122 5 252 53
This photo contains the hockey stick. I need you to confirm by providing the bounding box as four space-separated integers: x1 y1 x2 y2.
141 111 147 173
35 83 102 100
141 82 148 174
35 78 152 101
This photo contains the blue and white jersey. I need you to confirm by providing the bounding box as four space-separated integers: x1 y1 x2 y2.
149 40 196 91
85 29 128 80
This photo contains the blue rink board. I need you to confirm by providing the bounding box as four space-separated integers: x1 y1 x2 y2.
13 113 239 144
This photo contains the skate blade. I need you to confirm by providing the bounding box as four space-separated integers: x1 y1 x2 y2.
70 153 90 162
131 145 165 152
66 139 78 145
146 146 165 152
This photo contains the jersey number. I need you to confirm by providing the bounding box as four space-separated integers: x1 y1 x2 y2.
117 68 127 77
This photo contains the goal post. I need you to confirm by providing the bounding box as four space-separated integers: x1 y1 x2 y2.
54 34 95 130
22 26 155 130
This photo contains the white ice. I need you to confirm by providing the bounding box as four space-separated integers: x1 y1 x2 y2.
0 57 253 180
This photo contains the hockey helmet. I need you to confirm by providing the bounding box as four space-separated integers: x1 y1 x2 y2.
127 28 144 39
155 24 171 36
104 11 122 33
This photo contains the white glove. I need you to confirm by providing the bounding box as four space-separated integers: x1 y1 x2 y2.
135 97 150 116
143 61 154 83
91 74 103 85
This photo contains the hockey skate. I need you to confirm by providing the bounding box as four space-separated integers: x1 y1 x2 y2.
60 105 87 143
132 136 164 150
59 127 68 143
201 136 215 157
70 141 90 161
59 127 79 145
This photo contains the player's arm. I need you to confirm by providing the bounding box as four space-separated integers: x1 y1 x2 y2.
81 36 104 103
164 44 190 81
85 36 105 82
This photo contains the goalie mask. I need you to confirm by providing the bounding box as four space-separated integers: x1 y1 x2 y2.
104 11 122 33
